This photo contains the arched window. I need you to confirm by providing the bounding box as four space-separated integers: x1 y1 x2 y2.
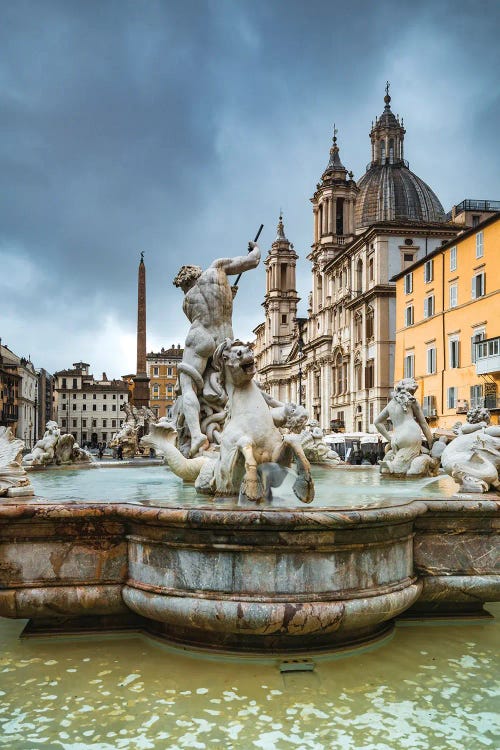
354 357 362 391
356 259 363 292
369 257 374 281
380 140 386 163
366 306 374 340
389 138 394 164
334 352 343 395
354 313 363 343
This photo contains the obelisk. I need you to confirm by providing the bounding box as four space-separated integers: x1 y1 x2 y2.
132 252 150 408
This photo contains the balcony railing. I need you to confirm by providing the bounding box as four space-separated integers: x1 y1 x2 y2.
475 337 500 375
1 404 19 423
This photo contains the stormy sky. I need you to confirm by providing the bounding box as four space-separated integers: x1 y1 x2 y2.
1 0 499 378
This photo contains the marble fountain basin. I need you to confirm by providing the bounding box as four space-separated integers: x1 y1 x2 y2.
0 465 498 653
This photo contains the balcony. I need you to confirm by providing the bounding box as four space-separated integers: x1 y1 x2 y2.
475 337 500 375
1 403 19 423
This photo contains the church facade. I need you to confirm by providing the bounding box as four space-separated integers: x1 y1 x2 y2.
254 89 460 432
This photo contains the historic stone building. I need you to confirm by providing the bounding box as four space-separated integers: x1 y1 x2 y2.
146 344 183 419
255 88 462 432
53 362 129 447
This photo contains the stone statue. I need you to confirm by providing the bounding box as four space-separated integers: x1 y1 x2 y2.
110 422 137 458
440 408 500 493
173 241 261 457
299 420 341 465
23 420 60 466
110 403 158 458
23 421 91 467
142 339 314 504
374 378 439 477
0 427 34 497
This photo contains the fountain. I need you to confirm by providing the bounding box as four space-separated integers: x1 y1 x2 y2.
0 239 498 655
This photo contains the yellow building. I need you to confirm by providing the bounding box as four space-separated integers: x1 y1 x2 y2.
393 212 500 427
146 345 183 419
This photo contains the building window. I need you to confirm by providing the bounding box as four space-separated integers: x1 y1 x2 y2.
62 378 67 389
112 404 116 411
404 272 413 294
424 295 435 318
103 419 107 427
103 394 106 400
72 378 77 389
365 360 374 389
447 387 457 410
72 419 77 428
82 419 87 427
471 331 486 363
93 394 96 400
449 283 458 308
120 395 124 400
61 418 66 427
92 419 97 428
476 231 484 258
93 404 97 411
424 259 433 283
112 394 116 399
369 258 374 281
405 305 414 327
102 433 107 443
62 393 66 399
82 393 86 400
404 354 415 379
73 393 76 399
449 338 460 368
72 403 77 411
82 404 86 411
427 347 437 374
366 308 374 339
112 420 116 428
470 384 483 409
103 404 107 411
167 367 173 377
153 367 159 377
472 272 485 299
153 385 160 400
281 314 287 325
450 246 457 271
62 403 67 411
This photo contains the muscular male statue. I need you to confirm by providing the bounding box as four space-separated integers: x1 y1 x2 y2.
173 241 261 456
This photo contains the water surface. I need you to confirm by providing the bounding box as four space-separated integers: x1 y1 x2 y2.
0 607 498 749
28 464 459 509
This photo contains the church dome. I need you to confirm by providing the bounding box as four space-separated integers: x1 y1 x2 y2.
355 86 446 229
355 162 446 228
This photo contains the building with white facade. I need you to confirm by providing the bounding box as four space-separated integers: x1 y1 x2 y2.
53 362 129 447
255 88 462 432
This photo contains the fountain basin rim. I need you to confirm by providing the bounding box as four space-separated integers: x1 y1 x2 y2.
0 498 431 528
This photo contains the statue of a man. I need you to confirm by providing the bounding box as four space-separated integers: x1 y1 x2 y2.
173 241 261 456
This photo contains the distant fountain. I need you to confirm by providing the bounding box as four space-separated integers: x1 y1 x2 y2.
23 421 91 467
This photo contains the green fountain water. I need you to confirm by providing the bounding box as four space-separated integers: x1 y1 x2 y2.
0 605 498 749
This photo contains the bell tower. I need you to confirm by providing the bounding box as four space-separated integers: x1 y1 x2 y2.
309 127 358 316
263 214 299 351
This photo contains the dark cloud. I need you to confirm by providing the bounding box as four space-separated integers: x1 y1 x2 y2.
1 0 499 375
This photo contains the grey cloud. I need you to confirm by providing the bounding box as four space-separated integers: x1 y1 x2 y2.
1 0 499 375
